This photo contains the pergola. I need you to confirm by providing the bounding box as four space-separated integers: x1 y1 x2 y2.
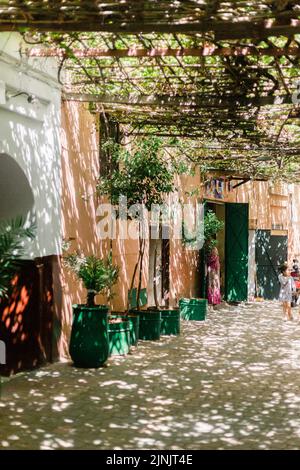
1 1 300 179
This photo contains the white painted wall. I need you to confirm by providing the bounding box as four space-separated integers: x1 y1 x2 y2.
0 33 62 258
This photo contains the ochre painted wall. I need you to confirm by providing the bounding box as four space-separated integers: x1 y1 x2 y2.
169 173 200 304
59 102 109 359
59 103 148 357
59 102 300 360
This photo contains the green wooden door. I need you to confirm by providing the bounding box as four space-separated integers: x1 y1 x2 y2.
256 230 287 300
225 203 249 301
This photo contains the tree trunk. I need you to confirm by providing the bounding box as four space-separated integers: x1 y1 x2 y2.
126 227 143 313
136 235 145 311
87 290 95 307
153 245 159 308
126 253 140 313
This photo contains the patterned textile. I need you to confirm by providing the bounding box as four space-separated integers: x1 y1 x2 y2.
278 274 295 302
207 251 221 305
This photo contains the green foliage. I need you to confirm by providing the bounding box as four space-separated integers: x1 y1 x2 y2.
204 210 224 252
0 216 36 298
64 253 119 306
97 136 175 211
182 209 224 251
35 31 300 181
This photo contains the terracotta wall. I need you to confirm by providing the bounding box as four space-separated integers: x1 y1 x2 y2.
204 178 292 231
169 172 201 303
59 102 300 359
288 184 300 262
59 102 109 359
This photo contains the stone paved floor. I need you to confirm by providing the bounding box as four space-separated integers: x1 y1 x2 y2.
1 301 300 450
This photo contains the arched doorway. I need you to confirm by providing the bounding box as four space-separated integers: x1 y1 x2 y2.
0 153 35 226
0 154 56 376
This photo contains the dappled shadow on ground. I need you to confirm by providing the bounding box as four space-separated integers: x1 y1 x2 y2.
1 301 300 450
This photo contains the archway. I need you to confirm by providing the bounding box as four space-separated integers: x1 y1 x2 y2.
0 153 35 234
0 154 43 375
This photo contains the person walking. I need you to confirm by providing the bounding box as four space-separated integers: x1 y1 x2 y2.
278 264 295 321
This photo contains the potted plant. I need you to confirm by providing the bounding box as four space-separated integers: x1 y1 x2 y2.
107 312 131 356
98 136 175 341
64 252 119 367
0 216 35 299
109 310 140 350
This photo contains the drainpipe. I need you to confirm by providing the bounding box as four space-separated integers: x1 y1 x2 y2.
35 258 47 364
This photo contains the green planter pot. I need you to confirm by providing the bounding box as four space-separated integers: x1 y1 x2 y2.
110 313 140 347
128 314 140 347
108 316 130 356
160 308 180 336
69 304 109 368
131 309 161 341
179 298 207 321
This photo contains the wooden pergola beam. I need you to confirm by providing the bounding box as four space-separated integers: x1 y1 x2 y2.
1 18 300 39
0 20 210 33
64 92 292 108
27 45 300 59
215 20 300 40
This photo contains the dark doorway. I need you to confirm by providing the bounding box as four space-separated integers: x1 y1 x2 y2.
204 201 226 296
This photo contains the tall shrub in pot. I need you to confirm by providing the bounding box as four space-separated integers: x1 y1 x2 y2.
64 253 119 367
98 137 175 340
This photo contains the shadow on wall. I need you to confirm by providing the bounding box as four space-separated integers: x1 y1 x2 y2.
0 91 62 258
60 103 202 350
0 258 57 376
112 220 148 312
0 154 33 375
169 175 201 303
60 102 111 359
170 239 200 303
0 49 62 372
0 154 59 376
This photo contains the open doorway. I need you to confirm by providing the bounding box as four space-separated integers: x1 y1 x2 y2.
202 200 249 302
0 153 55 375
205 201 226 297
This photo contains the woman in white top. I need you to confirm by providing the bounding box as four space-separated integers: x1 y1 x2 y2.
278 264 296 321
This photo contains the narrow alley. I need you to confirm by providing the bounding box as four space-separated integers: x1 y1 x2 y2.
1 302 300 450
